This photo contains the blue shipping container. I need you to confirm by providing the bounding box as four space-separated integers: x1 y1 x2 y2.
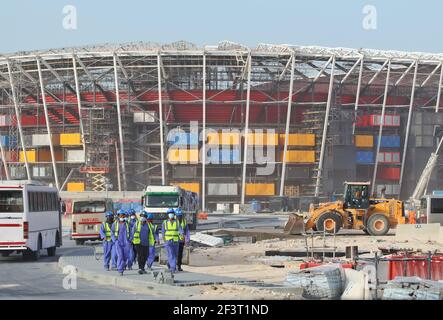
375 136 400 148
356 151 374 164
0 136 17 147
167 132 199 146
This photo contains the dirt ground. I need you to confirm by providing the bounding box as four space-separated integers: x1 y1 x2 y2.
185 231 443 299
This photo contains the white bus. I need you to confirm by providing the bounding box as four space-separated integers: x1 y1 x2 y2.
0 180 62 260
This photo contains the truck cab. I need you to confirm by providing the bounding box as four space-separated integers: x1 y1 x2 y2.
141 185 199 230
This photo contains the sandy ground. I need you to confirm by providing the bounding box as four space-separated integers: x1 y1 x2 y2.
186 232 443 299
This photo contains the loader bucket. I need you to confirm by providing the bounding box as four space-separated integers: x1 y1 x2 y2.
284 212 305 235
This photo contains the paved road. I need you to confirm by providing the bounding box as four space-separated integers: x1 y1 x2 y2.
0 237 160 300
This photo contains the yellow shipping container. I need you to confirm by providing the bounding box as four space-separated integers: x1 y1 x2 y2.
60 133 82 146
279 134 316 146
246 133 279 146
355 135 373 148
167 149 199 163
174 182 200 194
281 150 316 163
67 182 85 192
245 183 275 196
19 150 36 163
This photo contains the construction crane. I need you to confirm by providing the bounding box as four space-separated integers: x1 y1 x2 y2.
408 136 443 211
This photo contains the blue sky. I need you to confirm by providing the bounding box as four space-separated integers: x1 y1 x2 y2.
1 0 442 54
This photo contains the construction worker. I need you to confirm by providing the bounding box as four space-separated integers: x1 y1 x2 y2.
162 208 183 273
99 211 116 271
175 208 190 272
146 212 160 271
111 209 131 276
128 208 138 269
130 211 152 274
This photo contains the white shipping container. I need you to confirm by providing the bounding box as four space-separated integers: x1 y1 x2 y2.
207 183 238 196
0 115 12 127
134 111 156 123
32 166 52 177
31 134 52 146
66 149 85 162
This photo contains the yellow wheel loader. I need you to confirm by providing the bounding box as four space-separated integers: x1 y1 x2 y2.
284 182 407 236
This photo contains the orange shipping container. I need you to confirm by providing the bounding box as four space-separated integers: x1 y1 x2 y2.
355 135 374 148
245 183 275 196
246 133 279 146
167 149 199 163
174 182 200 194
281 150 315 163
279 134 316 146
67 182 85 192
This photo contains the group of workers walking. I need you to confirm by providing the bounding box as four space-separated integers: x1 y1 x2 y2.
99 207 190 276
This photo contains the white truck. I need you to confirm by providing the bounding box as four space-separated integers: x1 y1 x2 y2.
141 185 199 230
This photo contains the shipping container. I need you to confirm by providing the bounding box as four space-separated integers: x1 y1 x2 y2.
355 114 370 127
167 132 199 146
279 133 316 147
32 166 53 178
377 167 401 180
356 151 374 164
355 135 373 148
281 150 316 163
375 136 401 148
207 183 238 196
1 151 18 162
31 134 60 147
245 183 275 196
415 136 434 147
376 184 400 196
67 182 85 192
19 149 63 163
207 149 241 163
377 152 401 164
66 149 85 162
246 132 279 146
0 135 17 148
167 148 199 163
369 115 401 127
60 133 82 146
173 182 200 194
133 111 156 123
0 115 12 127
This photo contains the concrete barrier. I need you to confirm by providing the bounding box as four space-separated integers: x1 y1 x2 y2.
395 224 442 243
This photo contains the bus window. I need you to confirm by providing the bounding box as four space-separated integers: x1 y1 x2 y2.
0 190 24 213
73 201 106 213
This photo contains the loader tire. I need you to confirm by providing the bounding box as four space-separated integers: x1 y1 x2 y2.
315 212 342 233
366 214 390 236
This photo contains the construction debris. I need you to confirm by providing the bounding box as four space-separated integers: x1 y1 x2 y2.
285 265 344 300
190 233 225 247
382 277 443 300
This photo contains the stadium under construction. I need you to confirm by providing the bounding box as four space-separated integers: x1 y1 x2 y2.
1 41 443 211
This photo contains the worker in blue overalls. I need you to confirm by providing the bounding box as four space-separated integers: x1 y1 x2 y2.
127 209 138 270
146 212 160 271
162 208 183 273
175 208 190 272
111 209 131 276
99 211 115 271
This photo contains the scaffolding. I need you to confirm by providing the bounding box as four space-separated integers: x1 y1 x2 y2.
0 42 443 209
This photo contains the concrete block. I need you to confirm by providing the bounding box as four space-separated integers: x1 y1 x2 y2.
395 224 441 243
190 232 224 247
341 269 366 300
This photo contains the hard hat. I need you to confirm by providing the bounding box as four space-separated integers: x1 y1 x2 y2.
147 213 154 220
167 208 175 214
175 208 183 216
128 209 136 215
140 210 147 217
105 211 114 217
117 209 126 216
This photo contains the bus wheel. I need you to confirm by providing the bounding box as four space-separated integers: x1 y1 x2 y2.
47 246 56 257
75 239 85 246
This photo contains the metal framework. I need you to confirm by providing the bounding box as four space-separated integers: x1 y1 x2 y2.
0 41 443 205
